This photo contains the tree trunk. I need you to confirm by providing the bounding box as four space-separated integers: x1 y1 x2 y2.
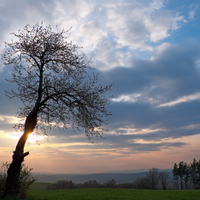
180 176 183 190
1 150 29 198
1 111 37 199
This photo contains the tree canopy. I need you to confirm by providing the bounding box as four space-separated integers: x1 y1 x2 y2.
3 23 112 138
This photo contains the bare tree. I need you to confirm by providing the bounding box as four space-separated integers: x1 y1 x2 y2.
146 168 159 190
159 172 169 190
1 23 112 198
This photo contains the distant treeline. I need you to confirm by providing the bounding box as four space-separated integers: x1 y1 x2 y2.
46 158 200 190
46 168 171 190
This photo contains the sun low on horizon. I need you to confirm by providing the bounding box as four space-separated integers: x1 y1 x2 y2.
8 132 47 145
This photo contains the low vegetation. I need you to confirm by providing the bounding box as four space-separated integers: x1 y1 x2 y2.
45 158 200 191
45 169 170 190
28 188 200 200
0 162 36 199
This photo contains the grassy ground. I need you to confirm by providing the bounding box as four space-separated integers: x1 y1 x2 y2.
27 188 200 200
30 182 52 191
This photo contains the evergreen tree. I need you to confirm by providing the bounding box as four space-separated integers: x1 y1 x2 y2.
173 163 179 190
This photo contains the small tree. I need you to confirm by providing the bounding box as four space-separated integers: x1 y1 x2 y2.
172 163 179 190
1 23 112 198
0 162 36 198
145 168 159 190
190 158 198 189
178 161 185 190
159 172 169 190
183 163 190 189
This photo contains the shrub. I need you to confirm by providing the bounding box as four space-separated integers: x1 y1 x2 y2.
82 180 101 188
0 162 36 199
46 180 76 190
103 179 117 188
132 177 151 189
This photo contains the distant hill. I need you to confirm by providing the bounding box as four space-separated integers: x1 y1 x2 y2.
34 169 173 184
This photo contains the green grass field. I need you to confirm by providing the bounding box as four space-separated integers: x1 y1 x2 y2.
30 182 52 191
27 183 200 200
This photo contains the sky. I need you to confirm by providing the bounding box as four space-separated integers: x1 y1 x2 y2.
0 0 200 174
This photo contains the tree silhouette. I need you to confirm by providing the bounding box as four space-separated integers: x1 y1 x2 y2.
172 163 179 189
173 161 190 190
189 158 200 189
145 168 159 190
1 23 112 198
159 172 169 190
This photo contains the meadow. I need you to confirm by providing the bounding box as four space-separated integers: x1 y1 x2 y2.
27 183 200 200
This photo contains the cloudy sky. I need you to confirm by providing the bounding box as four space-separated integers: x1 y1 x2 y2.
1 0 200 174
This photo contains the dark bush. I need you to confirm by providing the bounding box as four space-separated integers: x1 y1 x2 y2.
46 180 76 190
132 177 151 189
82 180 101 188
103 179 117 188
0 162 36 198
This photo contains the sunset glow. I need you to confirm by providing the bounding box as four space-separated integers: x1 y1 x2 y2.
8 132 47 144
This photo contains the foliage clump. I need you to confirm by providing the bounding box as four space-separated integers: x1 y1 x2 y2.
46 180 76 190
0 162 36 199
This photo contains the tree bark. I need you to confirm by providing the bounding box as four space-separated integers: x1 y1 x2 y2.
1 111 37 199
1 151 29 198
